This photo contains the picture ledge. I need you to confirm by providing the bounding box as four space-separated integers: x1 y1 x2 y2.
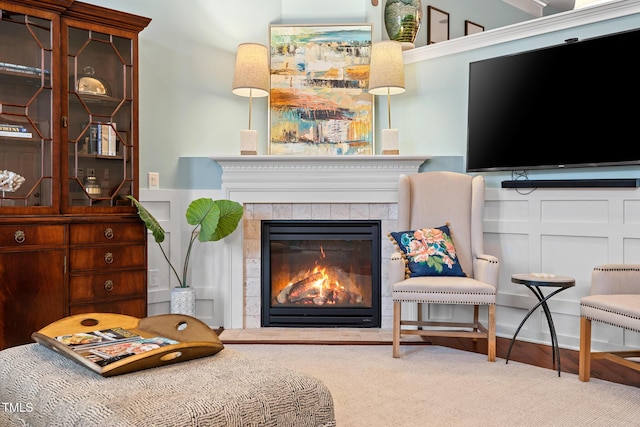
403 0 640 64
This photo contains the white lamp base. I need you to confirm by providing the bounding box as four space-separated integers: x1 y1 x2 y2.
240 130 257 155
400 42 415 51
381 129 399 155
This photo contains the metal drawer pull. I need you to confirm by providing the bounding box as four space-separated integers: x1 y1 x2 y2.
104 252 114 264
104 280 114 292
104 227 114 239
14 230 25 243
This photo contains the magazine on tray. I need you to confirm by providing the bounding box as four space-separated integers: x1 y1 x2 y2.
55 327 142 350
31 313 225 376
54 328 178 366
79 337 179 366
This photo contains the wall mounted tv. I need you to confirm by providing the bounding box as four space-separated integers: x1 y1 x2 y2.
466 28 640 173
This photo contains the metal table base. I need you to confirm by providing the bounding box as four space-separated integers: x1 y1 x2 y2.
506 274 576 377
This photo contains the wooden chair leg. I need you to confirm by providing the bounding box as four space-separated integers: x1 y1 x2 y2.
579 316 592 382
393 301 401 358
487 304 496 362
473 305 479 331
471 305 480 346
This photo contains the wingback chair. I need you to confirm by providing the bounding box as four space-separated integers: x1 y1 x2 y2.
389 172 499 361
579 264 640 382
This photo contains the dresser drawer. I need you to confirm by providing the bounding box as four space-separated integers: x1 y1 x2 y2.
69 222 145 245
69 298 147 318
69 244 145 270
70 270 146 301
0 225 65 248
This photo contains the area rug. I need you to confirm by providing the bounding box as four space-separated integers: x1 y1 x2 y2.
224 343 640 427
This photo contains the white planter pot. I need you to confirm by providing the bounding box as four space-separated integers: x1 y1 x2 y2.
171 286 196 316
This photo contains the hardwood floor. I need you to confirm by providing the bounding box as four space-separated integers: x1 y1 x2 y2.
429 336 640 388
219 328 639 388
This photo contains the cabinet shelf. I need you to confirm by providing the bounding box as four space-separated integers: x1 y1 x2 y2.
0 69 51 86
72 93 123 105
78 153 124 160
0 136 37 142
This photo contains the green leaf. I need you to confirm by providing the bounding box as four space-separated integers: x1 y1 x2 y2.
127 195 165 243
211 199 244 241
185 198 221 242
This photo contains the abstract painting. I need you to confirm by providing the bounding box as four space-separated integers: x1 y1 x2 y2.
269 24 373 155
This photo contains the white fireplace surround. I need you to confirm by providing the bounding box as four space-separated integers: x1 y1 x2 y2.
211 155 430 328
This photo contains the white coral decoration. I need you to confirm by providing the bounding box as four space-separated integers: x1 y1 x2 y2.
0 170 26 192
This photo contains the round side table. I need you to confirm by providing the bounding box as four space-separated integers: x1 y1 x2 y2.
506 273 575 377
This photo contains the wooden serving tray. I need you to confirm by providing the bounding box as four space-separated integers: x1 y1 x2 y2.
32 313 224 377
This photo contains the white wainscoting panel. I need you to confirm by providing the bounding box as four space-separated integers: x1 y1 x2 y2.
486 186 640 351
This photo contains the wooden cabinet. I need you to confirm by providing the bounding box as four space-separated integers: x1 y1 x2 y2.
0 1 151 349
0 222 66 349
68 219 147 315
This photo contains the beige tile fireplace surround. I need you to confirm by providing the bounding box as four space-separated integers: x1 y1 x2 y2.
211 155 429 329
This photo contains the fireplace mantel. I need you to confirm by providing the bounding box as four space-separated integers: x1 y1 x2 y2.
211 155 429 204
210 154 430 328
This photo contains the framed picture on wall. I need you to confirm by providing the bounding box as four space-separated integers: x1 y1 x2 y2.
427 6 449 44
268 24 374 156
465 20 484 35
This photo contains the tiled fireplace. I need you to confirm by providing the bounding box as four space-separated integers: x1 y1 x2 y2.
212 155 428 329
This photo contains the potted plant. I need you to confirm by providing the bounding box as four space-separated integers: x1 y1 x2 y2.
128 196 243 316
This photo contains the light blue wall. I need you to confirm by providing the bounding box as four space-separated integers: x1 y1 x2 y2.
83 0 637 190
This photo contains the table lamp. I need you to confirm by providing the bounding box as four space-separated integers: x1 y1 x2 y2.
232 43 269 155
368 41 405 155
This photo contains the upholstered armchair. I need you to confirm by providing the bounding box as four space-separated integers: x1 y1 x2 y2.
389 172 499 361
579 264 640 382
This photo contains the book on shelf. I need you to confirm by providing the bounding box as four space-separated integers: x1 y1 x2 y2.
0 123 32 138
31 313 224 376
100 123 117 156
108 124 117 156
89 124 99 154
101 124 108 155
0 130 32 138
0 62 50 76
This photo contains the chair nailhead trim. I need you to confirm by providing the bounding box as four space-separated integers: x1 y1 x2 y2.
581 303 640 333
395 291 495 295
395 291 495 305
395 299 495 305
594 266 640 272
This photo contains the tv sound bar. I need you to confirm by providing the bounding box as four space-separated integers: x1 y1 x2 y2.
502 179 640 189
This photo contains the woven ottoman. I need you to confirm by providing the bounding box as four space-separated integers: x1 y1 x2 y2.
0 343 335 427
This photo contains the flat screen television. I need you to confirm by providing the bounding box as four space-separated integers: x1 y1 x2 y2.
466 28 640 172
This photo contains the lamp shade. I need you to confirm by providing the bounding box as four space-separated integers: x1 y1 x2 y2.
368 41 405 96
232 43 270 98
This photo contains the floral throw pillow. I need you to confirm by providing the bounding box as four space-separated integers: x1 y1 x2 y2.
388 224 466 278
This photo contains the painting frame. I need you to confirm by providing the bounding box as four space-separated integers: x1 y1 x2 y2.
427 6 449 45
268 23 374 156
465 20 484 36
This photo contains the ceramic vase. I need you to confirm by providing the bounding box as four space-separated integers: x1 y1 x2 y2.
384 0 423 50
171 286 196 316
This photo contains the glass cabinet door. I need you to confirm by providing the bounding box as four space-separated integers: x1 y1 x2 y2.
65 24 134 212
0 9 54 210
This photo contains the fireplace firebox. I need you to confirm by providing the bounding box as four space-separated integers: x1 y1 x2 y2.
261 220 381 327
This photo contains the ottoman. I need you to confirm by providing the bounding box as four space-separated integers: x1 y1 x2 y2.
0 343 336 426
